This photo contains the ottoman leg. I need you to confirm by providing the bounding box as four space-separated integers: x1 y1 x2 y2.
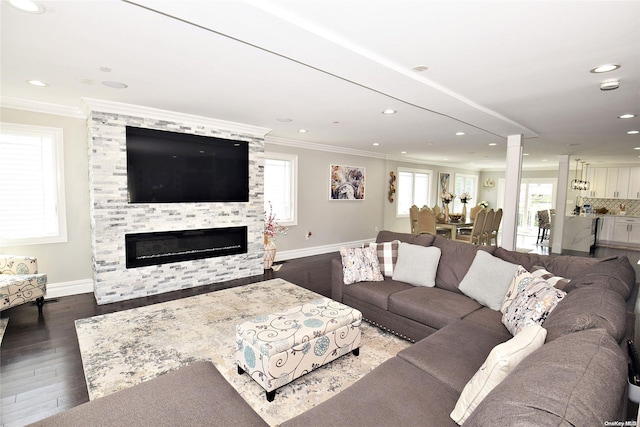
36 296 45 316
352 348 360 357
266 390 275 402
237 365 245 375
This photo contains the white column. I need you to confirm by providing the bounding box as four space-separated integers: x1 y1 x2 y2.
501 134 524 251
551 155 569 254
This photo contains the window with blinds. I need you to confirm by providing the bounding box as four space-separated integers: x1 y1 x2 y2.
0 123 67 246
264 153 297 226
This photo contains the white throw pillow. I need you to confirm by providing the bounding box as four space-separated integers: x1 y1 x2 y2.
450 325 547 424
500 265 535 314
392 242 441 287
458 251 519 311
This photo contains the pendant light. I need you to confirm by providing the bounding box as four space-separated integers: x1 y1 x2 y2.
571 159 581 190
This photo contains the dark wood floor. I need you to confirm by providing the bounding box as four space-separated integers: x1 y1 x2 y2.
1 246 639 427
0 253 335 427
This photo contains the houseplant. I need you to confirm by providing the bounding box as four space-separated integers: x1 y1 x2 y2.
264 202 287 269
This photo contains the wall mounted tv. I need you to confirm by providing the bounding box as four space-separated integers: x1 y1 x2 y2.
126 126 249 203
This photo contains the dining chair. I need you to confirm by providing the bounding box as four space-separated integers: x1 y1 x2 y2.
536 209 551 243
486 208 503 246
480 209 495 245
455 208 487 244
469 205 483 222
409 205 419 234
415 206 437 235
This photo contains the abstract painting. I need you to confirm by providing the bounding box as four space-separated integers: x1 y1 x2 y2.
330 164 365 200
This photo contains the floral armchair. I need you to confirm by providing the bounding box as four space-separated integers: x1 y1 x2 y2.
0 255 47 314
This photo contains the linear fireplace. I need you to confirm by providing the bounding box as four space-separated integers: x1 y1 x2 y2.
125 227 248 268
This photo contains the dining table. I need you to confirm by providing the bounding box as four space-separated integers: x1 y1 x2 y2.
435 221 474 240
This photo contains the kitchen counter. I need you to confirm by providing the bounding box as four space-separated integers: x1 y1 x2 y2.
562 215 599 253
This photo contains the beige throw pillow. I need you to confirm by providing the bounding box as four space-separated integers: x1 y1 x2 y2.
450 325 547 424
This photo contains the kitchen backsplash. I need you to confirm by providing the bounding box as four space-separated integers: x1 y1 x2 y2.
583 198 640 216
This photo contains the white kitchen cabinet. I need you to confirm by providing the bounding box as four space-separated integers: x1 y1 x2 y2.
598 216 615 242
613 217 640 244
586 167 608 198
605 168 631 199
628 167 640 200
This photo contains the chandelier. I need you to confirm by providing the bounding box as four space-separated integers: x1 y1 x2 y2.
571 159 590 191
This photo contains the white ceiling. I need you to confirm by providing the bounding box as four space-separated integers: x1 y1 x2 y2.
1 0 639 170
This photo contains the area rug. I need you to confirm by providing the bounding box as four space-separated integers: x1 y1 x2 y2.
0 318 8 346
76 278 411 426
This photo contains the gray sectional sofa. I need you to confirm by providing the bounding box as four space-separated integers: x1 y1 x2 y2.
33 230 637 426
283 230 638 426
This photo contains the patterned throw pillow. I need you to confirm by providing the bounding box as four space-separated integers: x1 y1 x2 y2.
531 266 571 291
367 240 400 277
500 265 535 314
340 246 384 285
502 277 567 336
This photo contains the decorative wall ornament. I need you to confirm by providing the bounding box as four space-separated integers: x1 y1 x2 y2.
330 164 365 200
388 171 396 202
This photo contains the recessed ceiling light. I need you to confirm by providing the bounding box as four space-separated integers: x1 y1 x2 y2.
102 81 128 89
27 79 48 87
590 64 620 73
401 151 407 154
455 132 465 136
567 143 581 146
628 130 640 135
619 114 636 119
332 121 340 124
523 153 530 156
542 159 548 162
600 79 620 91
488 143 497 146
372 143 380 146
298 129 308 133
8 0 45 13
634 147 640 150
382 109 396 115
412 65 429 72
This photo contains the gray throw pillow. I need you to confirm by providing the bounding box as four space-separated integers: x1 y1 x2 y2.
459 251 518 311
392 242 441 287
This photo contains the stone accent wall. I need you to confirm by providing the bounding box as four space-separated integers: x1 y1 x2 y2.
87 110 265 304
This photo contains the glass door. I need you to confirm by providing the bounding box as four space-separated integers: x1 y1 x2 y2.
517 179 555 238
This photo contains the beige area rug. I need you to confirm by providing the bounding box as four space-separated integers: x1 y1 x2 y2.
0 318 8 346
75 279 411 426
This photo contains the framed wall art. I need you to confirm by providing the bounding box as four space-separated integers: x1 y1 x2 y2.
330 164 365 200
439 172 451 196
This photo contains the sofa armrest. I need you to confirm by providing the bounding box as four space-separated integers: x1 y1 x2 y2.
331 256 346 302
0 255 39 275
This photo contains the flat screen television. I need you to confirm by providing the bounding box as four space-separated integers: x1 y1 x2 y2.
126 126 249 203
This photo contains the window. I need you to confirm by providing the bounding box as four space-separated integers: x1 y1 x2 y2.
397 167 433 216
264 153 297 226
452 173 478 213
0 123 67 246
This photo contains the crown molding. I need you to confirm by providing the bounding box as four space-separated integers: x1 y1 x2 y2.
265 135 389 159
81 98 271 137
1 96 86 118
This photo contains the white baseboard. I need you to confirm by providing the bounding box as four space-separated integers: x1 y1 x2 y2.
275 238 375 262
45 278 94 298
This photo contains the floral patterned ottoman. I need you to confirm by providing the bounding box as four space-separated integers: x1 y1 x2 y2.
236 297 362 401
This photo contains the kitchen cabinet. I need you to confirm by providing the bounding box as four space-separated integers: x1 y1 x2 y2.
605 168 630 199
586 167 608 198
613 217 640 244
598 216 615 242
629 167 640 200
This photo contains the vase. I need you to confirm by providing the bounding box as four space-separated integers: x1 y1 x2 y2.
444 203 450 222
461 203 467 222
264 234 277 270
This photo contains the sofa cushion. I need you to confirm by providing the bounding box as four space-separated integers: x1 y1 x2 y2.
392 243 441 287
389 287 482 329
432 236 496 293
502 277 566 335
367 240 400 277
339 246 384 285
376 230 435 247
464 328 627 426
398 320 510 393
543 285 627 343
342 278 413 310
281 357 460 427
458 251 518 311
562 256 635 300
462 307 510 336
450 324 547 424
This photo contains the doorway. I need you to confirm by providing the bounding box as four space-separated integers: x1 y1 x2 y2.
517 179 556 250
